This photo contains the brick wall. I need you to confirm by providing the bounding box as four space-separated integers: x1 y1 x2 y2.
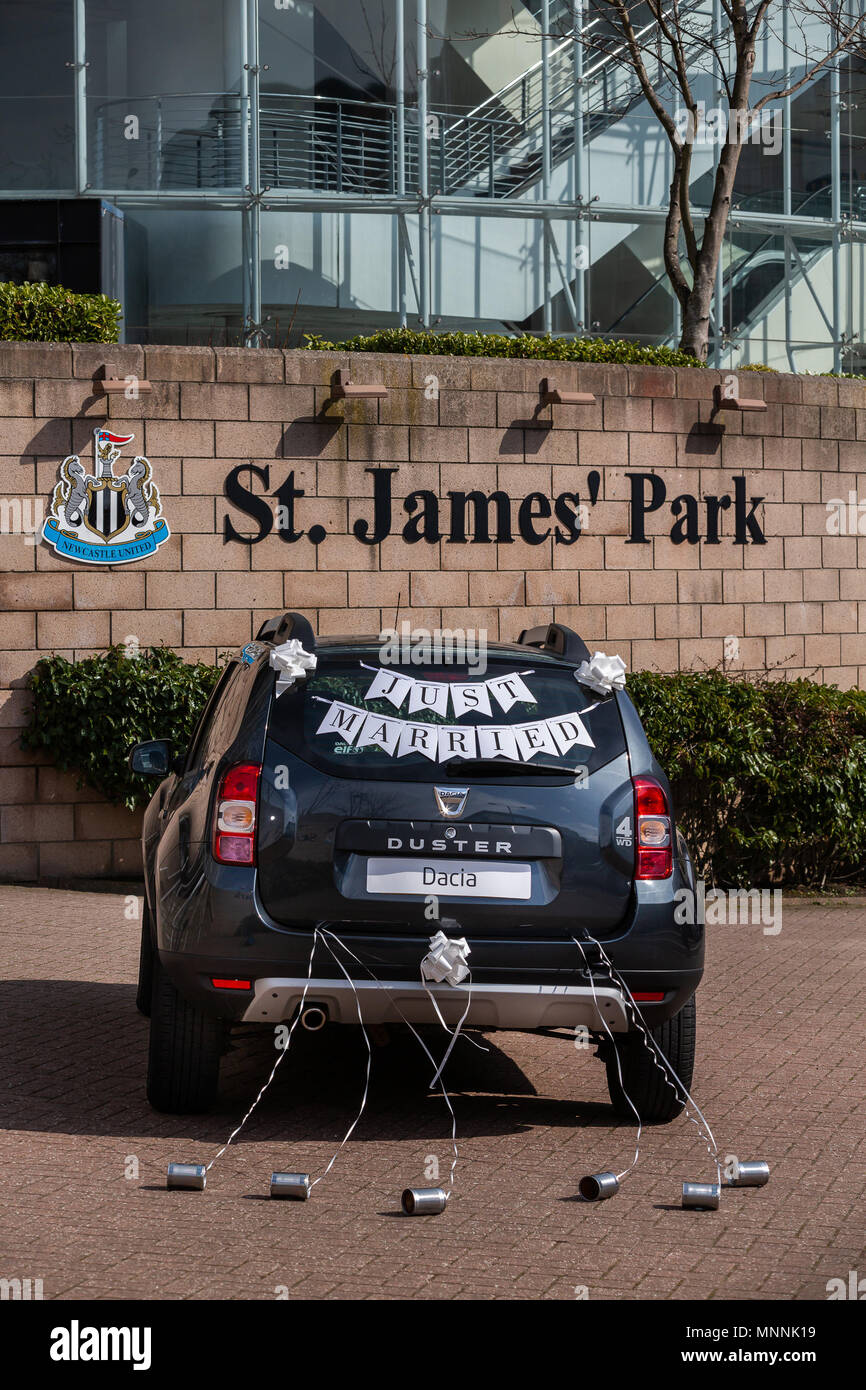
1 342 865 882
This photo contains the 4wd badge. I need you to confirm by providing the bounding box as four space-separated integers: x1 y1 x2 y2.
42 428 171 565
615 815 633 847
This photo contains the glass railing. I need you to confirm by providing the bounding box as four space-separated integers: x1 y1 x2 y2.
91 93 246 190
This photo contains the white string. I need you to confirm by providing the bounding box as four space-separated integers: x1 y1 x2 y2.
422 982 487 1056
589 934 720 1171
422 968 485 1088
205 927 320 1172
572 936 642 1182
320 929 460 1194
307 931 373 1190
577 931 722 1186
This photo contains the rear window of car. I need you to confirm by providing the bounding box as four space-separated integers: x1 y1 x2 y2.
267 655 627 781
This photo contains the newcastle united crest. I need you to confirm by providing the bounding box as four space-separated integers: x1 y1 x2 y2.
42 428 170 564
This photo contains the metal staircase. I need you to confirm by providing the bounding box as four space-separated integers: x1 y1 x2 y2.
603 185 840 351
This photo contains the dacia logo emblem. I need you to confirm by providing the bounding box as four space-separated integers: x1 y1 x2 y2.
42 427 171 565
434 786 468 819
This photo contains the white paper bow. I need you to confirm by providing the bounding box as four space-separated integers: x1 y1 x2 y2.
575 650 628 696
420 930 471 986
270 638 317 698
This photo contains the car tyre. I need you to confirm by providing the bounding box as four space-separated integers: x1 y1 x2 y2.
135 907 155 1017
605 995 696 1124
147 954 225 1113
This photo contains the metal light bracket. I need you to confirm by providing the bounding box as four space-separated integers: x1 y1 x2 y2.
331 368 388 400
97 378 153 394
713 384 768 413
540 376 596 407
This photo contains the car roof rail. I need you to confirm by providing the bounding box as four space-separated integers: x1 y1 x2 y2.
255 611 317 650
516 622 591 665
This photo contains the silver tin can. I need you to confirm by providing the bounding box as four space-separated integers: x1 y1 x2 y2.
270 1172 311 1200
401 1187 448 1215
726 1160 770 1187
578 1171 620 1202
166 1162 206 1191
682 1181 720 1210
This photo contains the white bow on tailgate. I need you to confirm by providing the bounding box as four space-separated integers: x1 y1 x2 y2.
270 638 317 698
575 651 628 696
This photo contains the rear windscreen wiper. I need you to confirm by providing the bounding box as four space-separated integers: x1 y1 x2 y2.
445 759 578 778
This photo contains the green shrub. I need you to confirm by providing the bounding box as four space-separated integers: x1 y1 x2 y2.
302 327 705 368
628 670 866 887
0 280 121 343
21 646 221 809
21 651 866 885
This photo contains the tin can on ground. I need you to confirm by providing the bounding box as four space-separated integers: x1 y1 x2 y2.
682 1181 720 1210
270 1172 311 1200
725 1161 770 1188
401 1187 448 1215
578 1171 620 1202
166 1162 206 1191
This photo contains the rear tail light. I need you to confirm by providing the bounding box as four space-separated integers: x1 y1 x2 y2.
213 763 261 865
633 775 673 879
211 978 253 991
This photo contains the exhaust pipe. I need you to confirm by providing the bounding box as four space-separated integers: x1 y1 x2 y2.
299 1003 328 1032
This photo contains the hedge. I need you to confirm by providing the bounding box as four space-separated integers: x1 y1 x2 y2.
302 327 705 368
628 669 866 887
21 647 220 809
21 652 866 886
0 280 121 343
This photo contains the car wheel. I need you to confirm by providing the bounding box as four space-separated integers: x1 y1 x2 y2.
135 907 155 1017
147 954 225 1113
604 995 696 1125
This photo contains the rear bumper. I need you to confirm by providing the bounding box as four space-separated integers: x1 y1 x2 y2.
241 975 631 1031
152 857 704 1031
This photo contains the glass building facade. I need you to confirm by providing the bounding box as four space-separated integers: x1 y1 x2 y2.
1 0 865 370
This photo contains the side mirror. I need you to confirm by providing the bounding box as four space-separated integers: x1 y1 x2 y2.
129 739 173 778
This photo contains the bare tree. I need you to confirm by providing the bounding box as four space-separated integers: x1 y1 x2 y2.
456 2 866 360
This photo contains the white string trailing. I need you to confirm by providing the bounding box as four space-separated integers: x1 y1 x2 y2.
423 976 473 1092
208 927 375 1193
576 931 722 1186
205 927 320 1173
419 931 486 1089
573 936 642 1183
306 931 374 1190
205 924 472 1200
320 929 461 1196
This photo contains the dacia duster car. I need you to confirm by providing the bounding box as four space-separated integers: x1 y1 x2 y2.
131 614 702 1118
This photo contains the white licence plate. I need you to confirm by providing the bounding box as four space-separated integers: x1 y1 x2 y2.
366 856 532 899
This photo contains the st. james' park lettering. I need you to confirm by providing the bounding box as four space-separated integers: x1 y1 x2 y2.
222 465 766 548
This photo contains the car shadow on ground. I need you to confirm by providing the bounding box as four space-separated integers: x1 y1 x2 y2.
0 978 630 1144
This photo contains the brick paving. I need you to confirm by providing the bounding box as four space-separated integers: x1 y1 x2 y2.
0 884 864 1301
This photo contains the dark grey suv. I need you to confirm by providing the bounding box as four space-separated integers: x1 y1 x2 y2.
131 615 702 1119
